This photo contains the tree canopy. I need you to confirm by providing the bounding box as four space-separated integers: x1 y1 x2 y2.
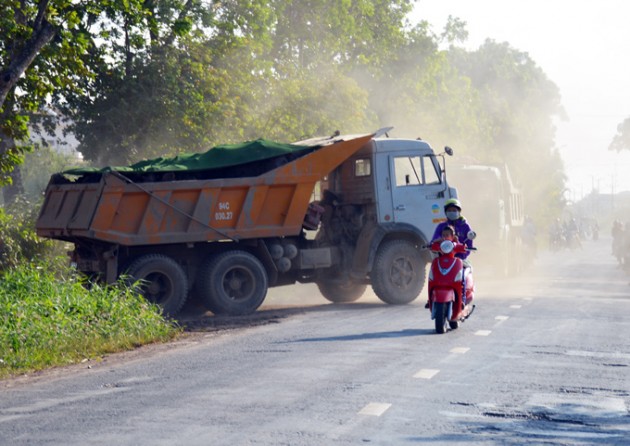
1 1 567 225
0 0 145 183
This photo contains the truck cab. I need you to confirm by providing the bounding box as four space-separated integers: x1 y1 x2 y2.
314 137 458 305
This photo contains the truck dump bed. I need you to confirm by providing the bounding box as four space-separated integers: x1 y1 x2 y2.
36 134 373 246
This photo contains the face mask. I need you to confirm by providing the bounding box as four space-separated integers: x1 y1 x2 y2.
446 211 460 220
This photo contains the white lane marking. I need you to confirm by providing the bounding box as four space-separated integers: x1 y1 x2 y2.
510 305 522 309
475 330 492 336
358 402 392 417
414 368 440 379
495 315 509 321
450 347 470 354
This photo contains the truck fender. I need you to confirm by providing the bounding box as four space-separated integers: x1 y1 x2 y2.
350 222 431 279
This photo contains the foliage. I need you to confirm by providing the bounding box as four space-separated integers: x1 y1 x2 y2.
2 1 569 226
20 144 82 202
0 0 140 184
609 117 630 152
0 262 180 378
67 0 414 165
446 39 566 225
71 39 233 164
0 198 62 272
269 0 414 72
367 25 490 153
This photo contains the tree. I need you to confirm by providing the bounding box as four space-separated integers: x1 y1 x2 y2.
69 0 412 165
447 39 566 225
0 0 143 195
609 117 630 152
67 0 276 165
270 0 413 72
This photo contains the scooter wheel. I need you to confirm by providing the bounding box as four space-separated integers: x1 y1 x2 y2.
434 302 449 334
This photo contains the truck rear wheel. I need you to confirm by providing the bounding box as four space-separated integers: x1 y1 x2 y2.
124 254 188 317
197 251 268 315
317 281 367 303
371 240 426 305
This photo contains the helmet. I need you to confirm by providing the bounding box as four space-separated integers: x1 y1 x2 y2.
444 198 462 211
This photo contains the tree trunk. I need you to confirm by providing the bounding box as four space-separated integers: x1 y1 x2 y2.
0 14 56 112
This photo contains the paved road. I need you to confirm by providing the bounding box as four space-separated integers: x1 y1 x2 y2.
1 238 629 445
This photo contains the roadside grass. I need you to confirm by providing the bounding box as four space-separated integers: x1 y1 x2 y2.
0 262 181 379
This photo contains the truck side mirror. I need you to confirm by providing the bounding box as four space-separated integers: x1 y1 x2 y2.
444 146 454 156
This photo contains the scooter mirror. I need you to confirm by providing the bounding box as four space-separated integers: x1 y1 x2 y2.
467 230 477 240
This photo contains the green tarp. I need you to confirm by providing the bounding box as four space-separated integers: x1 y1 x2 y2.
63 139 316 175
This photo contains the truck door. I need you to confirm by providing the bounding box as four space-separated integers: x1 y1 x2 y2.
389 155 447 232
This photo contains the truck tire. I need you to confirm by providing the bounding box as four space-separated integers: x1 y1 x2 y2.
317 281 367 303
197 251 268 316
124 254 188 317
371 240 425 305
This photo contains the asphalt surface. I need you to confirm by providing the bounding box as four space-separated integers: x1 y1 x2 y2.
1 237 629 445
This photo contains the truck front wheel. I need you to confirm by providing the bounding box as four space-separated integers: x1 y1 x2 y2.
124 254 189 317
197 251 268 316
371 240 426 305
317 281 367 303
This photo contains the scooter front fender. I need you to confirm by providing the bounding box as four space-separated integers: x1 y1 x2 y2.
431 288 455 304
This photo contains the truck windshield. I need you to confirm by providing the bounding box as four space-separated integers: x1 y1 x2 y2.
394 156 440 186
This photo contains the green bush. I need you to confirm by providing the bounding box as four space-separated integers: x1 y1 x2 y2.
0 197 64 272
0 263 180 379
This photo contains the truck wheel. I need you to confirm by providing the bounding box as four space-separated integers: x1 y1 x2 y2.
371 240 426 305
124 254 188 317
317 281 367 303
197 251 268 316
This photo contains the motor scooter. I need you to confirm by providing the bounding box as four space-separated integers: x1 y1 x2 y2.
425 233 476 334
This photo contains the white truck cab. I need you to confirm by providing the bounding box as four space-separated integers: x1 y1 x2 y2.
316 136 459 305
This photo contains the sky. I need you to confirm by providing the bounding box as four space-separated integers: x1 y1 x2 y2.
411 0 630 198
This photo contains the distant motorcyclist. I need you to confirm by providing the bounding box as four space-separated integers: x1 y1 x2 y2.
565 218 582 250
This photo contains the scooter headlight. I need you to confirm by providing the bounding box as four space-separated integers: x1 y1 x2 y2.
440 240 455 254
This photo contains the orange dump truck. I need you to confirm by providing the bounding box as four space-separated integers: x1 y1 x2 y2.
36 129 459 315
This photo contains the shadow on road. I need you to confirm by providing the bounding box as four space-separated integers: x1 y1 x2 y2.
177 300 400 333
281 327 434 343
